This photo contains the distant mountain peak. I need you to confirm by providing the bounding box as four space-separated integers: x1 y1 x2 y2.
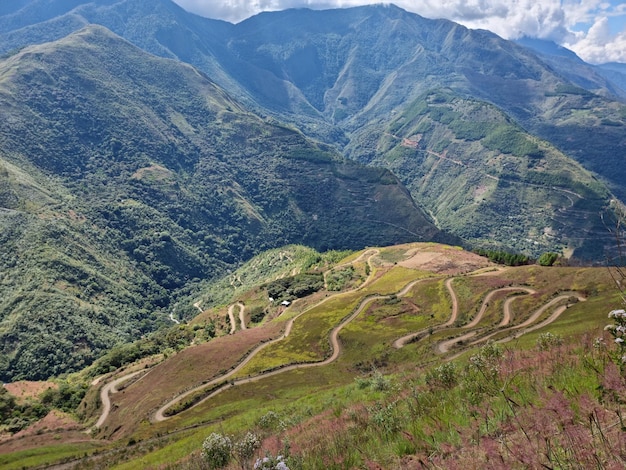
515 36 583 62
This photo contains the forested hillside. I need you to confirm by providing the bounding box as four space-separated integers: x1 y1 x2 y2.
0 25 447 381
1 1 623 257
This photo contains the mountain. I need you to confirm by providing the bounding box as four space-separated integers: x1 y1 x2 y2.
515 37 626 97
2 1 626 379
0 25 449 381
2 1 623 259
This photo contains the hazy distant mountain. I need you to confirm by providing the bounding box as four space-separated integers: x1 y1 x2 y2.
0 25 447 380
515 37 626 98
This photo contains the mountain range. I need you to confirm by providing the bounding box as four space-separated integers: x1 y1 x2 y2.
1 0 626 380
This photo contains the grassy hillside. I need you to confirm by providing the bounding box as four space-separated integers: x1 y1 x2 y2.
0 25 448 381
347 89 614 259
1 243 623 468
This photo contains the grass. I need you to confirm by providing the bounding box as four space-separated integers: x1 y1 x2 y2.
4 244 625 469
0 442 100 470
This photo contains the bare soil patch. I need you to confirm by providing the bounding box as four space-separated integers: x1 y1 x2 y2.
4 381 57 401
101 322 283 438
0 410 88 453
398 245 492 275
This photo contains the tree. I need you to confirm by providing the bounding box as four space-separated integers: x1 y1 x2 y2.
538 252 559 266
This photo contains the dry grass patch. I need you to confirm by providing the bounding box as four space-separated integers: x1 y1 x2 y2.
100 323 283 439
3 381 57 401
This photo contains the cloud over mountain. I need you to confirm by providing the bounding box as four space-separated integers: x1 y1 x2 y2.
172 0 626 64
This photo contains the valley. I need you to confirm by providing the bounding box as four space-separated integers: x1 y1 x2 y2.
1 2 626 467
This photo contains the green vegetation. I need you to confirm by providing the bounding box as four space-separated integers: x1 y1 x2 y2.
0 27 441 381
265 273 324 303
0 380 87 434
482 126 543 158
1 4 626 465
538 252 560 266
356 89 613 259
1 243 623 468
474 248 531 266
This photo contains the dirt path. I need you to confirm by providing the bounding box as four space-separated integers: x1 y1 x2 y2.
227 304 237 334
392 277 458 348
394 275 584 356
443 292 585 357
437 289 584 354
93 370 147 430
446 294 587 359
153 254 424 423
237 302 246 330
466 287 536 329
495 295 586 344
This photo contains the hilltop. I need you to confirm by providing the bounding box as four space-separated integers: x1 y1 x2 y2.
0 242 622 468
1 1 624 258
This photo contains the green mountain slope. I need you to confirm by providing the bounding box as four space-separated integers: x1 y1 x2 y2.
1 1 624 259
0 25 448 381
347 89 614 258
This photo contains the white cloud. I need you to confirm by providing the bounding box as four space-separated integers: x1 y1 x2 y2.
172 0 626 64
565 16 626 63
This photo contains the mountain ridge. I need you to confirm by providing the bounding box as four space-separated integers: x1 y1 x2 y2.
0 23 450 381
1 2 625 379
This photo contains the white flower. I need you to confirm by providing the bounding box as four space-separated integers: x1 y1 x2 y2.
605 324 616 331
615 338 624 344
609 309 626 318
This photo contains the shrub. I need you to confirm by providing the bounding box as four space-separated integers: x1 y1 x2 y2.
257 411 282 431
254 453 290 470
425 362 458 390
604 308 626 365
234 431 261 467
538 252 559 266
202 433 232 469
536 332 563 350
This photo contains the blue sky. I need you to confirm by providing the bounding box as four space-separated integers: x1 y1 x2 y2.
171 0 626 64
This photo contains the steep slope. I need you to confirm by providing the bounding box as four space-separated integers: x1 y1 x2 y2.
515 37 626 98
349 89 613 258
0 0 243 106
1 1 624 259
0 25 447 381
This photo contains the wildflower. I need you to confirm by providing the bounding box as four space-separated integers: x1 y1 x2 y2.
202 432 232 468
254 453 290 470
609 309 626 318
234 431 261 465
615 338 624 344
605 324 616 331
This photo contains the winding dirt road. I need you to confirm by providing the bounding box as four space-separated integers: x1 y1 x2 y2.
93 369 146 429
152 250 394 422
227 304 237 334
392 277 458 348
437 287 536 353
237 302 246 330
153 275 424 422
95 248 584 428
